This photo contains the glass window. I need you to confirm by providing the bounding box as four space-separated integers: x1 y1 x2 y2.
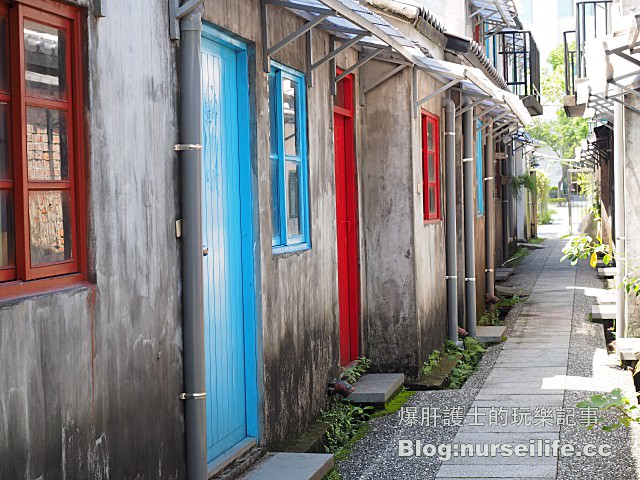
421 112 441 221
24 20 67 100
26 107 68 180
268 63 310 251
0 1 83 288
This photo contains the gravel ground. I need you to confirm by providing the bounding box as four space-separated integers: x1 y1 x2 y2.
557 257 640 480
337 231 640 480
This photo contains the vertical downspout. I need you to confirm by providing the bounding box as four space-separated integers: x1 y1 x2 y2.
614 88 626 340
444 98 459 342
462 100 477 337
179 6 207 480
485 123 495 309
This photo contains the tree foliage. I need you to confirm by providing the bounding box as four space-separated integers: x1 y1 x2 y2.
527 43 589 159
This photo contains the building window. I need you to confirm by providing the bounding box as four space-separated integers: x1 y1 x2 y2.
0 0 85 291
421 111 441 221
476 121 484 215
268 62 310 252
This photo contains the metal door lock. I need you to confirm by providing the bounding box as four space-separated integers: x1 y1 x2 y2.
202 245 209 256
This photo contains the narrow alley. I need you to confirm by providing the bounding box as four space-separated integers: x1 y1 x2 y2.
336 215 640 479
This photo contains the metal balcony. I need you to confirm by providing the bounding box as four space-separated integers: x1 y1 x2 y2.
492 30 542 116
563 1 612 116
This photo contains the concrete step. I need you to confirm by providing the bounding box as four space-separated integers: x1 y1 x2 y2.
518 241 546 249
495 285 529 297
596 259 615 268
239 452 334 480
475 325 506 343
596 293 616 304
495 268 515 282
591 304 616 320
597 267 616 278
347 373 404 403
405 354 460 391
616 338 640 361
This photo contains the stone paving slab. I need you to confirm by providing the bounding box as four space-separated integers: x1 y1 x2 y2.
436 464 557 478
472 394 564 407
240 453 334 480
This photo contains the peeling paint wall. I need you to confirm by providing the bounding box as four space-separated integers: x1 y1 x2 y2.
0 1 185 478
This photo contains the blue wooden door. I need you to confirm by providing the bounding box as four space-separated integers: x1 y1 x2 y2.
201 33 256 464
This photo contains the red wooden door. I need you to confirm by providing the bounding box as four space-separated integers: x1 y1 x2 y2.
334 73 360 365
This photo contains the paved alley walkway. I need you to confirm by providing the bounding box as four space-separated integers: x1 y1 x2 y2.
436 239 575 479
339 213 640 479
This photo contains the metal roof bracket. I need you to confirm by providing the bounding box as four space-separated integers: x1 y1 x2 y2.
456 100 483 118
413 74 459 118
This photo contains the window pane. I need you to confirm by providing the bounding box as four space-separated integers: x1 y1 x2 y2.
29 190 72 265
271 156 280 243
427 120 434 151
0 17 8 91
24 20 67 100
427 152 436 180
0 190 14 267
282 78 298 156
27 107 68 181
285 162 301 237
428 186 437 217
0 103 10 180
268 74 278 156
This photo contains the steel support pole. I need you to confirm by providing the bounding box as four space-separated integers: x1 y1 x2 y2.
444 98 459 342
614 88 626 340
462 99 477 338
485 123 496 309
179 6 207 480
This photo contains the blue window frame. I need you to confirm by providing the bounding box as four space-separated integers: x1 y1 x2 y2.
476 120 484 215
268 62 310 252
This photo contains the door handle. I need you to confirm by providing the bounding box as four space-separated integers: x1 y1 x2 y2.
202 245 209 257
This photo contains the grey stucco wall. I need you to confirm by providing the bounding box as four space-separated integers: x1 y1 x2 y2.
360 62 419 375
202 0 340 447
412 71 447 371
359 64 450 378
1 1 185 479
623 95 640 336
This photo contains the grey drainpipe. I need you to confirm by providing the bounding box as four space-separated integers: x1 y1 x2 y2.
462 100 477 337
444 98 459 342
614 88 626 340
485 123 495 309
178 5 207 480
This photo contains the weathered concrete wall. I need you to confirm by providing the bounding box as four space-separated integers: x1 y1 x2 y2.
1 1 185 478
202 1 340 447
359 65 450 378
623 95 640 336
413 71 448 373
360 61 419 375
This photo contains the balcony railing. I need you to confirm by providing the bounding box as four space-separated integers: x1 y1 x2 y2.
493 30 542 115
574 1 613 81
564 30 577 96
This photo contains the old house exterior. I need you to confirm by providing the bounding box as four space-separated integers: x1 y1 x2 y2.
0 0 537 479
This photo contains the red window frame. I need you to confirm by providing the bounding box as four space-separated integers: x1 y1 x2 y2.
421 110 441 222
0 0 86 297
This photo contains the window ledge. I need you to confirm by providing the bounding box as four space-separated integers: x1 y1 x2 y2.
0 274 92 305
423 218 443 225
272 243 311 255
